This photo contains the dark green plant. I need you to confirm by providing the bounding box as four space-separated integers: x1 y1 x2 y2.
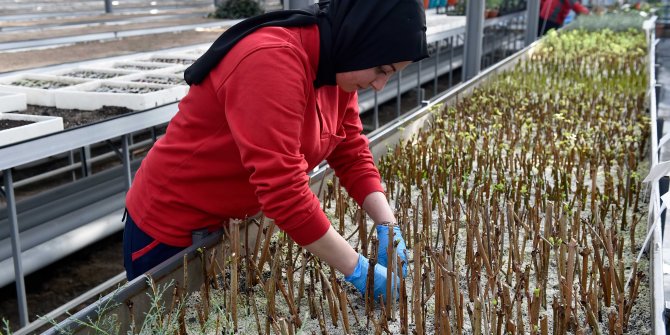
212 0 264 19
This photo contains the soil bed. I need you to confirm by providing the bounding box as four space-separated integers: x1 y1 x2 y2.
10 79 73 89
0 119 34 130
131 75 185 85
19 105 134 129
61 70 127 79
92 84 164 93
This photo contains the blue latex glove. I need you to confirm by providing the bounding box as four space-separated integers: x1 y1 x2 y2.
376 225 408 278
344 254 399 302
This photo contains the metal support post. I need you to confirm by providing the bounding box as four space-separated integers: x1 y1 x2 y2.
80 145 92 177
464 0 484 80
373 91 379 130
449 36 454 88
526 0 540 45
434 41 440 97
122 135 132 191
396 71 402 118
483 31 489 69
68 150 77 181
104 0 113 13
4 169 29 327
286 0 312 9
416 60 423 107
510 17 515 52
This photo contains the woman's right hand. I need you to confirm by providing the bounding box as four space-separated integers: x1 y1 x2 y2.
344 253 399 303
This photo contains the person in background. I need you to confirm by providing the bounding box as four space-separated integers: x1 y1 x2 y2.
122 0 428 303
538 0 590 36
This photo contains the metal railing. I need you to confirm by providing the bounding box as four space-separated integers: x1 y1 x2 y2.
639 17 670 334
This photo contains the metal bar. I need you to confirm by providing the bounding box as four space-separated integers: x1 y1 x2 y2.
416 60 422 107
104 0 113 13
68 150 77 181
449 36 454 88
122 135 132 191
106 140 124 160
374 91 379 130
81 146 91 177
396 70 402 118
507 19 513 56
13 272 127 335
4 169 29 327
434 41 440 97
12 138 154 189
464 0 484 80
482 30 488 69
641 17 668 334
526 0 540 46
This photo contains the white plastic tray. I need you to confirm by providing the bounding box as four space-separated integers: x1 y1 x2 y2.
0 113 64 146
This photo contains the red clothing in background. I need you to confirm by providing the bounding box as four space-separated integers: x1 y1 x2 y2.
126 25 383 247
540 0 589 25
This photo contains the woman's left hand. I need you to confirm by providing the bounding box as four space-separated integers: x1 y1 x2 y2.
376 224 408 278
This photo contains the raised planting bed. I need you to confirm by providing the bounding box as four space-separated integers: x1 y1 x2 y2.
0 91 27 113
54 81 188 111
46 24 658 335
0 75 88 107
0 113 63 147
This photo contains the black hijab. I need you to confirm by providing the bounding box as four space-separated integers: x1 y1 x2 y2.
184 0 429 87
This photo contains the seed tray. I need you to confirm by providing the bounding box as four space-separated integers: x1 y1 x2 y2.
0 113 63 147
108 61 177 72
0 74 88 106
144 55 197 65
55 81 188 111
0 91 27 113
127 74 186 86
56 69 135 80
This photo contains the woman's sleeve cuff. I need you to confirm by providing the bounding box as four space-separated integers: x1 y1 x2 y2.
282 205 332 246
348 176 385 206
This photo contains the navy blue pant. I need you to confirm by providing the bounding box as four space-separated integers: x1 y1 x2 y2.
122 209 184 281
538 18 562 37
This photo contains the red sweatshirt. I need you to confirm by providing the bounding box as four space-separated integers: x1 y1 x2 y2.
126 25 384 247
540 0 589 25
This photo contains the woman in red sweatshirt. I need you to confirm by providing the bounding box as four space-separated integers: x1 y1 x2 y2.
123 0 428 302
538 0 590 36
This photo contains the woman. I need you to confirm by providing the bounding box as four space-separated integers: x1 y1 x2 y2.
123 0 428 302
538 0 589 36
